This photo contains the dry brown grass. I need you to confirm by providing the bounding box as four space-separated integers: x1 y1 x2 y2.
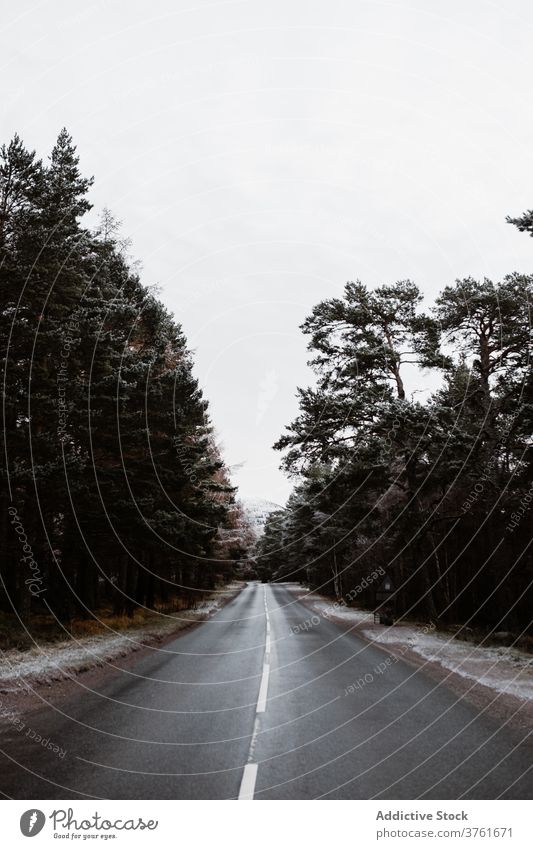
0 587 236 653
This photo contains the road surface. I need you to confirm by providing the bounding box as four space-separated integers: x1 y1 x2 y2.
1 582 531 799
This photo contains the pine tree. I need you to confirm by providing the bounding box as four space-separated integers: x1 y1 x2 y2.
1 130 242 625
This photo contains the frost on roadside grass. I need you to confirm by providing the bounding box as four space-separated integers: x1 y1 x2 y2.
363 625 533 702
0 589 238 688
289 586 533 703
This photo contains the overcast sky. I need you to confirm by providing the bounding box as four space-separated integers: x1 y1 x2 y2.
2 0 533 504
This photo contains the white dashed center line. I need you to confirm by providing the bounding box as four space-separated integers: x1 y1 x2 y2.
256 662 270 714
238 585 271 800
238 763 258 800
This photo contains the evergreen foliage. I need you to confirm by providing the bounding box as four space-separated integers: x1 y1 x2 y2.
260 273 533 632
1 131 239 623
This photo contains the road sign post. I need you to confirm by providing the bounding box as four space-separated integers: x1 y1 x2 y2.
374 575 396 625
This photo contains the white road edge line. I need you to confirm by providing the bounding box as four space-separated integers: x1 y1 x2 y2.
238 763 258 800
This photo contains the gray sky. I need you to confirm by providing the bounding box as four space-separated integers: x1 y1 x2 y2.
2 0 533 504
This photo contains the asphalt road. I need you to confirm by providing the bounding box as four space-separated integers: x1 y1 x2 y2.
1 582 531 799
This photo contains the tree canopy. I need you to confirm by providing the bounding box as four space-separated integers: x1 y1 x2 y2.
1 130 241 624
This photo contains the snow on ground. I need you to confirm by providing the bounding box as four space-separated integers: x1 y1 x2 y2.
0 633 145 687
0 589 238 689
286 584 533 702
287 585 374 626
363 624 533 701
304 595 374 626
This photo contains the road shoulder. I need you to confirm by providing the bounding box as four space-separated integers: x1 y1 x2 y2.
283 582 533 734
0 582 245 719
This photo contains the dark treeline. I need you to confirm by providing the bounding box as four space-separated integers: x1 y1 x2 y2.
1 130 246 624
258 242 533 634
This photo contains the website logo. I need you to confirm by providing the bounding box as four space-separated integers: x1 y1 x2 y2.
20 809 46 837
